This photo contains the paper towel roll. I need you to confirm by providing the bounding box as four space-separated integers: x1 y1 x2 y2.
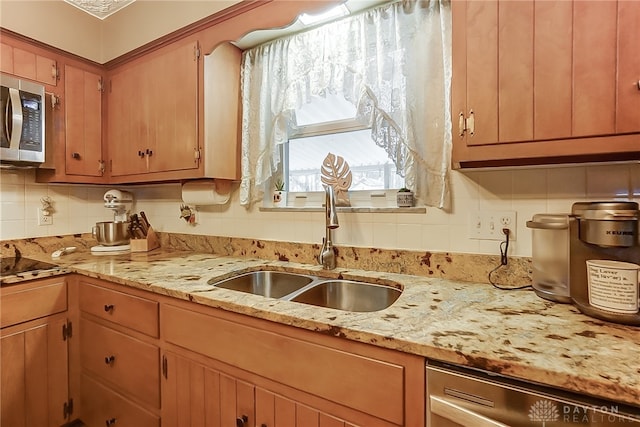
181 179 230 205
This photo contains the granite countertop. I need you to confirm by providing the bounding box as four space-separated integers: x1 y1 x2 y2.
3 248 639 408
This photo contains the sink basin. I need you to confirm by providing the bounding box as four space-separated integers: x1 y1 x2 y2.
289 280 401 312
208 271 315 298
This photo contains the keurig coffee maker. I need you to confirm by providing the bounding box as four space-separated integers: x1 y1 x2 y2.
569 201 640 325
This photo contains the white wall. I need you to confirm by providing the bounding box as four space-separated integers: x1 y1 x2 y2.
0 0 240 63
2 163 638 257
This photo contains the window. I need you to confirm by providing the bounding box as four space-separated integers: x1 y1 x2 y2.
239 0 452 208
285 94 404 193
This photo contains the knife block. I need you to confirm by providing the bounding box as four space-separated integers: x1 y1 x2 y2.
130 227 160 252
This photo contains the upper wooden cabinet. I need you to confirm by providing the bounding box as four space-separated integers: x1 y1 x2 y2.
452 0 640 168
36 60 107 184
0 30 107 184
63 64 104 177
106 38 243 183
0 40 58 87
107 39 201 181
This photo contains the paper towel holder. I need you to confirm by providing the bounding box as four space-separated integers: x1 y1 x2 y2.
180 178 232 206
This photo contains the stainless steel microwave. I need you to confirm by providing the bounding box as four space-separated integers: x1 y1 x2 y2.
0 73 45 167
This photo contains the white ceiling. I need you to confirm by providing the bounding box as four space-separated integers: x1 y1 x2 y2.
63 0 136 19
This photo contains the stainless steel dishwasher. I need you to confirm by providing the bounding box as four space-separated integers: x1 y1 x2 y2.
427 361 640 426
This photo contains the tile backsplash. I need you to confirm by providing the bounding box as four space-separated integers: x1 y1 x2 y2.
1 163 638 257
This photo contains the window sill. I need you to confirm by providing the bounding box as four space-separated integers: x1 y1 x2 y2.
259 206 426 213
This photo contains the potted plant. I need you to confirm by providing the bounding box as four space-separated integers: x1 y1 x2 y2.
396 187 414 207
272 179 287 207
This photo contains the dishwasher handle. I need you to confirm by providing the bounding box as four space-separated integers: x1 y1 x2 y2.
430 395 509 427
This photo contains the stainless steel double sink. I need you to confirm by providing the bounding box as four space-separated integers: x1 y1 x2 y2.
207 270 401 312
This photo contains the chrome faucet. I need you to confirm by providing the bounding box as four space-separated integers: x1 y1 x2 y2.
319 185 339 269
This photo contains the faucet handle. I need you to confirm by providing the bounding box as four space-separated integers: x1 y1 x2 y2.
318 237 326 262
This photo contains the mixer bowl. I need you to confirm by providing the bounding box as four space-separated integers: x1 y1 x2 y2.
92 221 130 246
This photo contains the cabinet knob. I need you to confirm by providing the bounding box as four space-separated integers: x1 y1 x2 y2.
146 148 153 156
71 152 80 159
105 418 117 426
236 415 248 427
138 150 145 158
104 304 114 313
636 80 640 90
105 355 115 365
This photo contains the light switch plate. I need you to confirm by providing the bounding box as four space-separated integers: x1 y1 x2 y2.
469 210 516 240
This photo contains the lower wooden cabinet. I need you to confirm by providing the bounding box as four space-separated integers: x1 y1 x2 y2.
161 350 362 427
81 374 159 427
161 351 255 427
161 303 425 427
1 318 70 427
255 387 359 427
0 277 70 427
79 318 160 408
77 277 160 427
15 275 424 427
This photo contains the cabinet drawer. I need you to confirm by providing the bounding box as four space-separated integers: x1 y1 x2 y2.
162 304 404 425
80 319 160 408
81 374 159 427
79 282 158 337
1 277 67 328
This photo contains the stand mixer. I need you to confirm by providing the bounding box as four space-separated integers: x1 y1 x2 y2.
104 189 133 221
91 189 133 253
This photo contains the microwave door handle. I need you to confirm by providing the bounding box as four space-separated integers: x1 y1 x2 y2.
4 90 12 144
430 396 509 427
7 88 23 150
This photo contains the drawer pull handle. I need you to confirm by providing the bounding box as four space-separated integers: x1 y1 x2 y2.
105 355 115 365
105 418 117 426
236 415 248 427
104 304 114 313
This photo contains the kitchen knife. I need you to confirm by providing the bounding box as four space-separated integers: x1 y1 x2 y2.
140 211 151 230
137 213 149 236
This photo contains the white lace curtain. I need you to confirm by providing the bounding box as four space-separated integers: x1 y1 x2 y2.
239 0 452 208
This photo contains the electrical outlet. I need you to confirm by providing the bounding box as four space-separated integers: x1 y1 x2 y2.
38 208 53 226
469 210 516 240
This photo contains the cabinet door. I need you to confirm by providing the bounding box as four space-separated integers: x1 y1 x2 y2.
572 0 617 137
161 351 223 427
462 0 537 145
533 0 572 140
107 65 148 176
255 388 359 427
452 0 640 167
146 40 200 174
220 374 255 427
65 64 104 176
1 319 69 427
162 351 260 427
1 42 13 74
107 40 200 178
8 45 58 86
616 1 640 134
